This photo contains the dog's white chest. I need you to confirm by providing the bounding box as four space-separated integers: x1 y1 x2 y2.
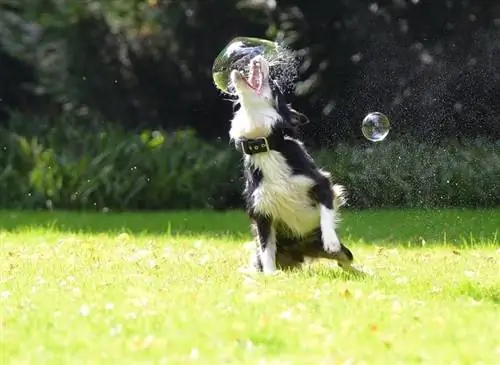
248 152 320 235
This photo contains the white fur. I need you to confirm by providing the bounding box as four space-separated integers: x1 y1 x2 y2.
320 205 341 253
332 184 347 211
229 105 278 140
260 226 277 274
248 151 321 236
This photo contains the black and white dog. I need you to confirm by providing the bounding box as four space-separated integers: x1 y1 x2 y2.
229 55 354 274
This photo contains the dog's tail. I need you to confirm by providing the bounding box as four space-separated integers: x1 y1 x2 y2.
332 184 347 211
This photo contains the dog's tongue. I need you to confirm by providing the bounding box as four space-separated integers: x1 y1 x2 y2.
248 62 262 91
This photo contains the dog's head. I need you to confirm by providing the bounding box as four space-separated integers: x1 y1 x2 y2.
229 55 309 140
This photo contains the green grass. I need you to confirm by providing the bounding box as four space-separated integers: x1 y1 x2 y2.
1 209 499 364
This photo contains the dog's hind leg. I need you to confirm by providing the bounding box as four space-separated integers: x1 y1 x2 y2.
275 235 306 271
297 230 354 269
310 178 354 266
250 214 277 274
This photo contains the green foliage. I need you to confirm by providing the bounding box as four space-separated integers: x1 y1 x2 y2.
316 140 500 209
1 113 499 211
0 112 241 210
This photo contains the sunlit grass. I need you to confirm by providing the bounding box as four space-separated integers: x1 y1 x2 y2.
1 210 499 364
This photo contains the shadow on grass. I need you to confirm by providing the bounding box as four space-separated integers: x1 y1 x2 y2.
0 210 251 238
455 281 500 304
294 264 373 281
0 209 498 246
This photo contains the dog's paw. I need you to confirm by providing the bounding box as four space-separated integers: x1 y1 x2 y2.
238 266 260 275
262 263 277 275
263 268 282 276
322 230 342 254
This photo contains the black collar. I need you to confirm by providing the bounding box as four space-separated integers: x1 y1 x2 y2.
234 132 285 155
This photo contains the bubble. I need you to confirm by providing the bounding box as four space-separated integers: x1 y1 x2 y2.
212 37 297 95
362 112 390 142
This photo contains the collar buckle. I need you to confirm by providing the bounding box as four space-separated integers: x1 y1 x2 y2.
239 137 270 155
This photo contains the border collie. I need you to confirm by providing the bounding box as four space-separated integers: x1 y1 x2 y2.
229 55 355 274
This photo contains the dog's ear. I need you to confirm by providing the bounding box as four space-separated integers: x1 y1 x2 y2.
289 107 310 126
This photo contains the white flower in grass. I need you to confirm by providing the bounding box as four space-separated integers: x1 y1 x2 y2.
190 348 199 359
199 255 210 265
279 310 294 321
391 300 403 313
79 304 91 317
126 312 137 320
395 276 409 285
464 270 477 278
148 259 158 269
110 324 123 336
128 249 152 262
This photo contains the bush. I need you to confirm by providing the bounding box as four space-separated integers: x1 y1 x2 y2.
0 112 242 210
316 139 500 209
1 114 499 211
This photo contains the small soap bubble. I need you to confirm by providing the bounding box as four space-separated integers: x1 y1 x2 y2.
362 112 390 142
212 37 296 95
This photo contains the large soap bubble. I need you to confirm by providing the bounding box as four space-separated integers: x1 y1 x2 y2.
362 112 391 142
212 37 297 95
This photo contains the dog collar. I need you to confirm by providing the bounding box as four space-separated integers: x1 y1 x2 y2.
234 133 285 155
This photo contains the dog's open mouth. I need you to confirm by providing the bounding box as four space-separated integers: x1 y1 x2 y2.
239 59 263 93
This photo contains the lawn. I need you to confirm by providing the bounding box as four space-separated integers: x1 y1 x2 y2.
1 209 499 364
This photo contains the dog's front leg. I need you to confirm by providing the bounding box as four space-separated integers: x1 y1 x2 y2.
252 214 277 274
